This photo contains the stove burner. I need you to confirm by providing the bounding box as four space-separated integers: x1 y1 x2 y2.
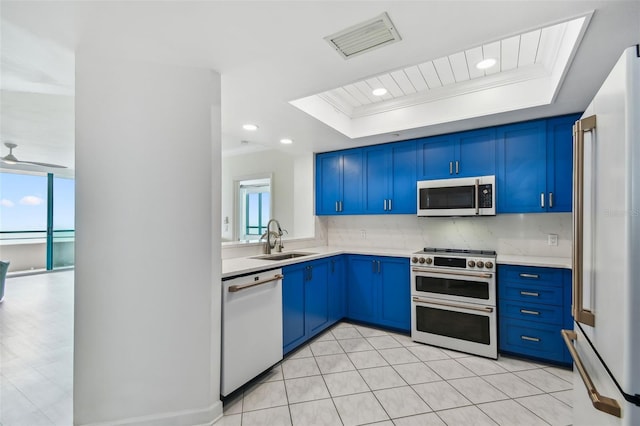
419 247 497 256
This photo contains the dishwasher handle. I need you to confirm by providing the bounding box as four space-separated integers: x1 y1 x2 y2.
228 274 284 293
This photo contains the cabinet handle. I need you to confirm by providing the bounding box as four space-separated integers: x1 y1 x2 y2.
383 199 387 211
549 192 554 208
521 335 540 342
541 192 545 208
449 161 453 174
377 260 381 273
388 199 392 211
455 161 459 174
372 260 376 273
519 273 539 279
520 309 540 316
561 330 621 417
520 291 539 297
335 201 339 212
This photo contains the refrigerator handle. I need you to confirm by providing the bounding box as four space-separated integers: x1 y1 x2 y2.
561 330 622 418
572 116 597 327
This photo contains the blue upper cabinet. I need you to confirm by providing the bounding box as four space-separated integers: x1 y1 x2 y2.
362 141 417 214
417 128 496 180
546 114 581 213
497 114 579 213
316 149 363 215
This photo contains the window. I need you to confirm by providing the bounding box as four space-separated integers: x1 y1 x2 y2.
0 171 75 271
237 177 271 241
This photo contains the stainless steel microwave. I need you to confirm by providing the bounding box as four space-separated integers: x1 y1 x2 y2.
417 175 496 217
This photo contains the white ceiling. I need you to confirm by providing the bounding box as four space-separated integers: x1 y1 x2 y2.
0 1 639 172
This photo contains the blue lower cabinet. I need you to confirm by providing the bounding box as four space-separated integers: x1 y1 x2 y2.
346 255 410 332
328 256 346 324
282 264 307 353
498 264 572 365
283 257 344 355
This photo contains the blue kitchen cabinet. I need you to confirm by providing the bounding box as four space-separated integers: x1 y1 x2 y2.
346 255 411 332
497 114 579 213
378 257 411 330
346 256 378 323
328 256 346 323
362 141 417 214
546 114 581 213
316 149 363 215
417 128 496 180
498 264 572 365
282 264 307 353
282 258 332 354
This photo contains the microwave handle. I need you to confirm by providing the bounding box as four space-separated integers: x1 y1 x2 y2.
475 178 480 215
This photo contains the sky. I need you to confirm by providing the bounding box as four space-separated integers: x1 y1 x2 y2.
0 171 74 232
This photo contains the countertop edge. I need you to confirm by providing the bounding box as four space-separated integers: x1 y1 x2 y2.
222 247 572 278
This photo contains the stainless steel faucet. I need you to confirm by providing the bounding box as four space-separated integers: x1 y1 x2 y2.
260 219 286 254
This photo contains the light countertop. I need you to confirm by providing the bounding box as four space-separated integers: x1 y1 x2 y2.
222 246 571 278
497 254 572 269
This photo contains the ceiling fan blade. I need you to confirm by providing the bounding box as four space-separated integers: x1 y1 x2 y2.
20 160 68 169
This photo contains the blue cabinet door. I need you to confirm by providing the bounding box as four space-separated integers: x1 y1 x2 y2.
389 141 417 213
282 264 306 354
363 146 389 214
347 256 378 323
457 128 496 178
546 114 580 213
328 256 346 323
305 260 330 338
316 153 342 215
417 135 456 180
341 150 364 214
496 120 547 213
379 257 410 331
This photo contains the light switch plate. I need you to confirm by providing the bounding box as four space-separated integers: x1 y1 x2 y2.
548 234 558 246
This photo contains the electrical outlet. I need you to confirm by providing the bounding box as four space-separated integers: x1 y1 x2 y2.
548 234 558 246
360 230 366 239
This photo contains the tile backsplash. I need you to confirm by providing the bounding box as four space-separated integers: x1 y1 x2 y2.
327 213 572 257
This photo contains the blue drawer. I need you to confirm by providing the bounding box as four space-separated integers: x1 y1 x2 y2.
498 265 564 288
499 281 563 306
500 300 563 325
499 318 565 363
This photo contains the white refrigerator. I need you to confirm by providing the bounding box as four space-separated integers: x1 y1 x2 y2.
564 45 640 425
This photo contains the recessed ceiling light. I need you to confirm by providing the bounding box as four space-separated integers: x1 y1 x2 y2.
280 138 293 145
476 58 497 70
372 88 388 96
242 123 258 131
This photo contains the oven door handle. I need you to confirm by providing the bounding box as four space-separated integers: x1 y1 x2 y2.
412 296 494 313
475 178 480 215
412 267 493 279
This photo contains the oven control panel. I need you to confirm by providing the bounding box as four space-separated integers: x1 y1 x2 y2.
411 255 495 271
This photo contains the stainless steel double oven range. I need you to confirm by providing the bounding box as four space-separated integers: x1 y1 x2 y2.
410 248 498 359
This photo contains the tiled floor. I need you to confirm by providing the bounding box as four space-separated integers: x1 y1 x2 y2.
0 270 74 426
219 322 574 426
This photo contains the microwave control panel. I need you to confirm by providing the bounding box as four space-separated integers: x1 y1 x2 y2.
479 184 493 208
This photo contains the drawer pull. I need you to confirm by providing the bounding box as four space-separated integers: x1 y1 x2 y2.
521 335 540 342
520 291 539 297
519 273 539 279
520 309 540 316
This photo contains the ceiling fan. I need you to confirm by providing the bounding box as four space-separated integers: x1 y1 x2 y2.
1 142 67 168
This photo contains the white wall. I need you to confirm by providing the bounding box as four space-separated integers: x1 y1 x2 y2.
75 53 222 425
327 213 572 258
221 150 302 241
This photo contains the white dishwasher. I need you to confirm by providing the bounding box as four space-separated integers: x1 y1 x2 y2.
221 268 283 397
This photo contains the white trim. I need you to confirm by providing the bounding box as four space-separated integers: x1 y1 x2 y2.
78 401 223 426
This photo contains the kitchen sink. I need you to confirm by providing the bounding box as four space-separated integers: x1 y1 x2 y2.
252 252 316 261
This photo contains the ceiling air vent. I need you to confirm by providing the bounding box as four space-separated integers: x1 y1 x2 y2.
324 12 401 59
